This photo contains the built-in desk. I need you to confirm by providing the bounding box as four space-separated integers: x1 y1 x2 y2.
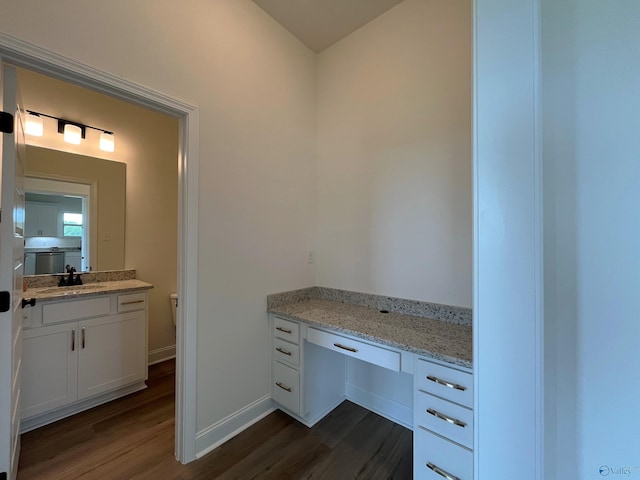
268 287 473 480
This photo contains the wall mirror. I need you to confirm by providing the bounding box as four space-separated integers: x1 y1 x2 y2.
24 145 126 274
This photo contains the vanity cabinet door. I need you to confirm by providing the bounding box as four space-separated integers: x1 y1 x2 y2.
21 323 78 419
77 311 146 400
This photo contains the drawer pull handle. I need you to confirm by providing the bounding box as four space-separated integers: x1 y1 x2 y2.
121 299 145 305
333 343 358 353
276 347 292 356
275 382 292 392
71 328 75 351
426 408 466 428
426 375 466 391
81 326 86 349
275 326 292 334
427 462 460 480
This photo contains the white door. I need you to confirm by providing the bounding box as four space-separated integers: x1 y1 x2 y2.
0 63 27 480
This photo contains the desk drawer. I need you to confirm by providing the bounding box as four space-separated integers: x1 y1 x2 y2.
273 317 299 344
415 358 472 408
43 296 111 325
415 427 472 480
415 390 473 449
307 327 400 372
273 361 300 414
273 338 299 366
117 293 147 312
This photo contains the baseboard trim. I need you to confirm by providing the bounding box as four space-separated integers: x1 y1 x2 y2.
195 395 275 459
345 383 413 430
299 396 346 428
148 345 176 366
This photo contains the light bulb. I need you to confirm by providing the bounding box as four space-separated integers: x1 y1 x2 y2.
25 113 43 136
64 124 82 144
99 132 115 152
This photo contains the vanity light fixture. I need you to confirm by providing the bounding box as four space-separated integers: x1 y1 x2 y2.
24 110 116 152
25 112 44 136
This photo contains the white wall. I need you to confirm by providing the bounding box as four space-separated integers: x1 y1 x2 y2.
315 0 472 308
0 0 317 436
543 1 640 478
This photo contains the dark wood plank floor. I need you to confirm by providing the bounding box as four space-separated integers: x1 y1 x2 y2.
18 360 413 479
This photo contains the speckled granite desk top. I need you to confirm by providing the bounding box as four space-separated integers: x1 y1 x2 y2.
27 279 153 302
269 298 472 369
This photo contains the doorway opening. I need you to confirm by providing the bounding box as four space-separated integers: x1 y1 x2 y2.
0 35 199 463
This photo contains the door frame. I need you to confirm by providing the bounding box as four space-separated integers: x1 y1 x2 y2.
0 32 199 462
473 0 544 478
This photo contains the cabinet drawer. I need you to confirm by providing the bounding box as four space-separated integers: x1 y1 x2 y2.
307 327 400 372
415 358 473 408
273 317 299 344
273 361 300 414
415 427 472 480
273 338 300 366
43 297 111 325
415 390 473 449
117 293 147 312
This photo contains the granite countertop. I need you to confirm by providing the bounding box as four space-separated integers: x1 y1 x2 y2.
26 279 153 302
269 298 472 369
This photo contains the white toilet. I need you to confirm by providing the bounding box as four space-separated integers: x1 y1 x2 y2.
170 293 178 326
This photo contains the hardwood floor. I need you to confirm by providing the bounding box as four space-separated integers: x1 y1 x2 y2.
18 360 413 479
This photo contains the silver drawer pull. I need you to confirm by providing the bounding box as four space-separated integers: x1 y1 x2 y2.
426 375 466 391
427 462 460 480
333 343 358 353
426 408 466 428
275 347 292 356
275 326 292 334
275 382 292 392
121 299 145 305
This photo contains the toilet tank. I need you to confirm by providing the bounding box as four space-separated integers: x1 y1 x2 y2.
170 293 178 326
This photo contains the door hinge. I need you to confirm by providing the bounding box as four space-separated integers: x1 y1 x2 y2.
0 291 10 312
0 111 14 134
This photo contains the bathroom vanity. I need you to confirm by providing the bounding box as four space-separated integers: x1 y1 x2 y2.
268 288 473 480
20 273 152 432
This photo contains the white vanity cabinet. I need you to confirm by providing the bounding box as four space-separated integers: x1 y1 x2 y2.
414 357 474 480
21 291 148 431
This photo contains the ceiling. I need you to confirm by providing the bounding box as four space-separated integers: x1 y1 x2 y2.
252 0 405 53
